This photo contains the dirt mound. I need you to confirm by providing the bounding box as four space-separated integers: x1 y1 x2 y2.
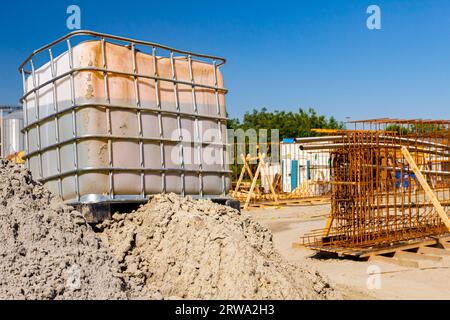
0 160 149 299
97 193 340 299
0 159 339 300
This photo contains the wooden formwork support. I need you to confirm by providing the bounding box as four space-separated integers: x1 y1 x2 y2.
394 251 442 262
367 244 448 268
323 213 334 237
233 154 261 197
243 153 278 210
401 146 450 231
244 196 330 210
368 255 419 268
297 235 450 268
418 246 450 256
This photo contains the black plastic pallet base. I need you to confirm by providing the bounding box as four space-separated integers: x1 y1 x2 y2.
76 197 241 223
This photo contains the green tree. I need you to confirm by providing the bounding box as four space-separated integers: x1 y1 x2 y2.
227 107 344 139
385 124 410 135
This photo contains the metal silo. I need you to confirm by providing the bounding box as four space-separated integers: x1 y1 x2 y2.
0 106 24 157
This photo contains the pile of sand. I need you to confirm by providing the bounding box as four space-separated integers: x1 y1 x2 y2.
0 160 151 299
0 160 340 300
97 193 340 299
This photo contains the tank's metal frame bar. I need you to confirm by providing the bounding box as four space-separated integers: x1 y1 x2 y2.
20 66 227 102
49 48 63 197
188 54 204 197
74 193 237 205
19 30 230 203
23 102 227 133
213 61 227 196
170 51 186 196
152 47 167 193
67 39 81 201
24 135 227 159
39 166 230 184
29 60 43 181
100 38 114 199
131 43 146 198
19 30 226 71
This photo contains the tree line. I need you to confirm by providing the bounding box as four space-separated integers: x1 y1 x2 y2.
227 107 344 139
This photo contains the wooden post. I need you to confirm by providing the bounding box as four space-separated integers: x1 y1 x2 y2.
244 155 261 194
401 146 450 231
323 212 334 237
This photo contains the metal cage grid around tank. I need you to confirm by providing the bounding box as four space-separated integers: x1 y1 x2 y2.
19 30 230 203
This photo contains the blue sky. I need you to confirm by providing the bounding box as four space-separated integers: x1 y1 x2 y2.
1 0 450 121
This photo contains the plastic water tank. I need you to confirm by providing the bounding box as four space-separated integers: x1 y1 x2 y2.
20 31 231 203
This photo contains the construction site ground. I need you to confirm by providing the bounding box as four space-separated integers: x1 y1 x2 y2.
248 204 450 300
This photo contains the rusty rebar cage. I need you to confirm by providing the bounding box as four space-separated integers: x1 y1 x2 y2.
303 119 450 251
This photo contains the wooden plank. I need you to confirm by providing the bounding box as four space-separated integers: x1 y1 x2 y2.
401 146 450 231
233 154 261 197
394 251 442 262
438 240 450 249
243 158 262 210
359 240 436 258
323 212 334 237
244 154 261 194
368 255 419 268
418 246 450 256
359 239 437 258
243 196 331 210
232 154 247 197
435 234 450 242
292 242 303 249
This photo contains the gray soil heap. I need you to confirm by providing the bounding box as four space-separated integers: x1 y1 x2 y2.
98 193 340 299
0 159 340 300
0 160 129 299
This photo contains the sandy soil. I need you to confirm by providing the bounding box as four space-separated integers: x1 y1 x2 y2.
97 194 339 300
248 204 450 300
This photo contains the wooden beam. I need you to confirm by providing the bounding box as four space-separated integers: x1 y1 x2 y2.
359 239 437 258
243 154 261 194
438 240 450 250
418 246 450 256
368 255 419 268
401 146 450 231
323 212 334 237
243 158 262 210
233 154 262 198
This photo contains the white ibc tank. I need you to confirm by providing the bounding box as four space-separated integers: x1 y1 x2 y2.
20 31 230 203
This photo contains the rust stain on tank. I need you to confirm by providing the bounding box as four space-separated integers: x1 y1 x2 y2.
85 60 95 99
97 143 107 165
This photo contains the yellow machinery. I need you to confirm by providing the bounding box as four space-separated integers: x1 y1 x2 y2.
6 150 25 164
